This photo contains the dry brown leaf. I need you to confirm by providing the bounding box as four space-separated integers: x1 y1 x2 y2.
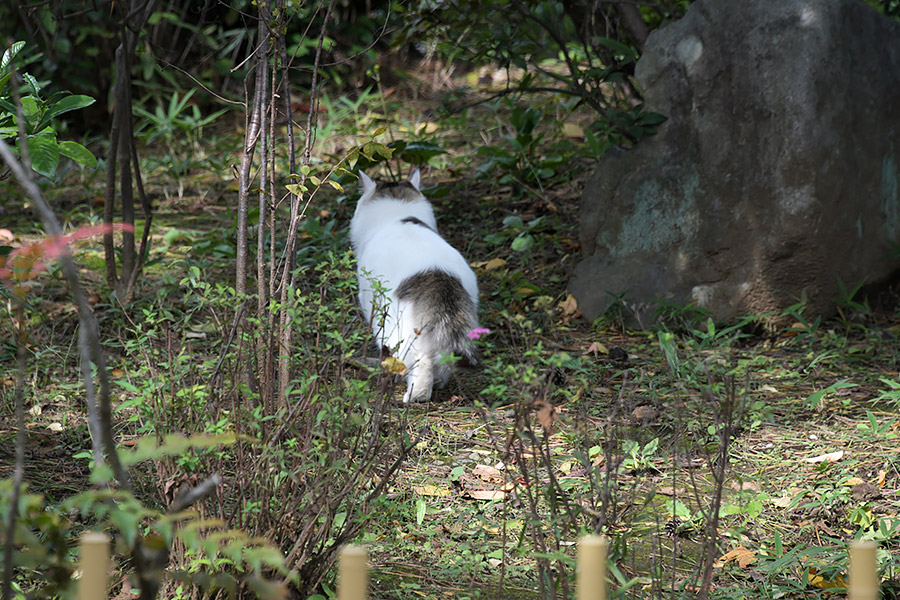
845 477 865 486
715 546 756 569
631 405 658 424
472 464 503 480
771 495 793 508
110 368 125 377
467 490 506 501
730 481 759 492
802 450 843 464
877 470 887 486
583 341 609 356
534 400 561 433
471 257 507 272
559 294 579 316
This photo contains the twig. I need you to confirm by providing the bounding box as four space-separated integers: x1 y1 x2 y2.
169 474 223 513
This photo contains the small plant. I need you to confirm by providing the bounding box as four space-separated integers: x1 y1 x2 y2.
476 104 566 188
780 299 822 339
874 377 900 409
834 276 872 329
484 214 546 253
133 88 227 179
621 437 659 473
0 41 97 179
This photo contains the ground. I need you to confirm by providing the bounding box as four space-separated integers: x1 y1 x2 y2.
2 65 900 599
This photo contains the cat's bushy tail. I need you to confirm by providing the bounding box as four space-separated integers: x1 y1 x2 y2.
396 268 479 366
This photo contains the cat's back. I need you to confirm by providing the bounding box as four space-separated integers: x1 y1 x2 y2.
351 197 437 250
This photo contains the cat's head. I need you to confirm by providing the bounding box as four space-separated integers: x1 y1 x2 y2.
358 169 422 203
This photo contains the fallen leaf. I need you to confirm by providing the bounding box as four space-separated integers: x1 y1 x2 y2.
47 422 63 432
0 229 13 242
657 486 676 496
28 405 42 416
534 400 560 433
414 485 451 497
802 567 846 591
484 257 507 272
802 450 843 464
110 368 125 377
877 470 887 486
845 477 864 486
562 122 585 138
716 546 756 569
771 495 793 508
583 341 609 356
760 384 778 393
472 464 503 480
631 405 658 424
381 356 407 375
559 294 578 316
487 558 503 568
730 481 759 492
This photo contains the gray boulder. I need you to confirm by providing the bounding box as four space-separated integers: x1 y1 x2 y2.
570 0 900 324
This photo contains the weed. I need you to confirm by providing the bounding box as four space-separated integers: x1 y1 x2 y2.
133 88 227 193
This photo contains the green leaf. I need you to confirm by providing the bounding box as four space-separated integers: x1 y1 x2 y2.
38 94 95 131
286 183 307 196
511 233 534 252
502 215 525 229
25 131 59 178
58 140 97 168
399 141 447 165
415 498 426 526
19 96 40 130
21 72 40 96
1 41 26 73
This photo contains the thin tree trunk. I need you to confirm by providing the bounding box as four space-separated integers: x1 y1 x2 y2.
236 15 268 296
277 0 336 403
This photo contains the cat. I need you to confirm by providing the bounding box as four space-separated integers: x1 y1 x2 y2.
350 169 480 402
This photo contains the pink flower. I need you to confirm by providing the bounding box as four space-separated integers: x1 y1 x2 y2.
467 328 491 340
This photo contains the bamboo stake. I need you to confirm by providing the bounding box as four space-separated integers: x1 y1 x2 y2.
338 545 368 600
577 535 608 600
848 540 878 600
79 532 109 600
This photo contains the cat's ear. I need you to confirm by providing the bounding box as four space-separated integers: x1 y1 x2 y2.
408 168 421 191
359 171 375 196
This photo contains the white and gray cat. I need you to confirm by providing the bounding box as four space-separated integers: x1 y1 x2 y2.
350 169 479 402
